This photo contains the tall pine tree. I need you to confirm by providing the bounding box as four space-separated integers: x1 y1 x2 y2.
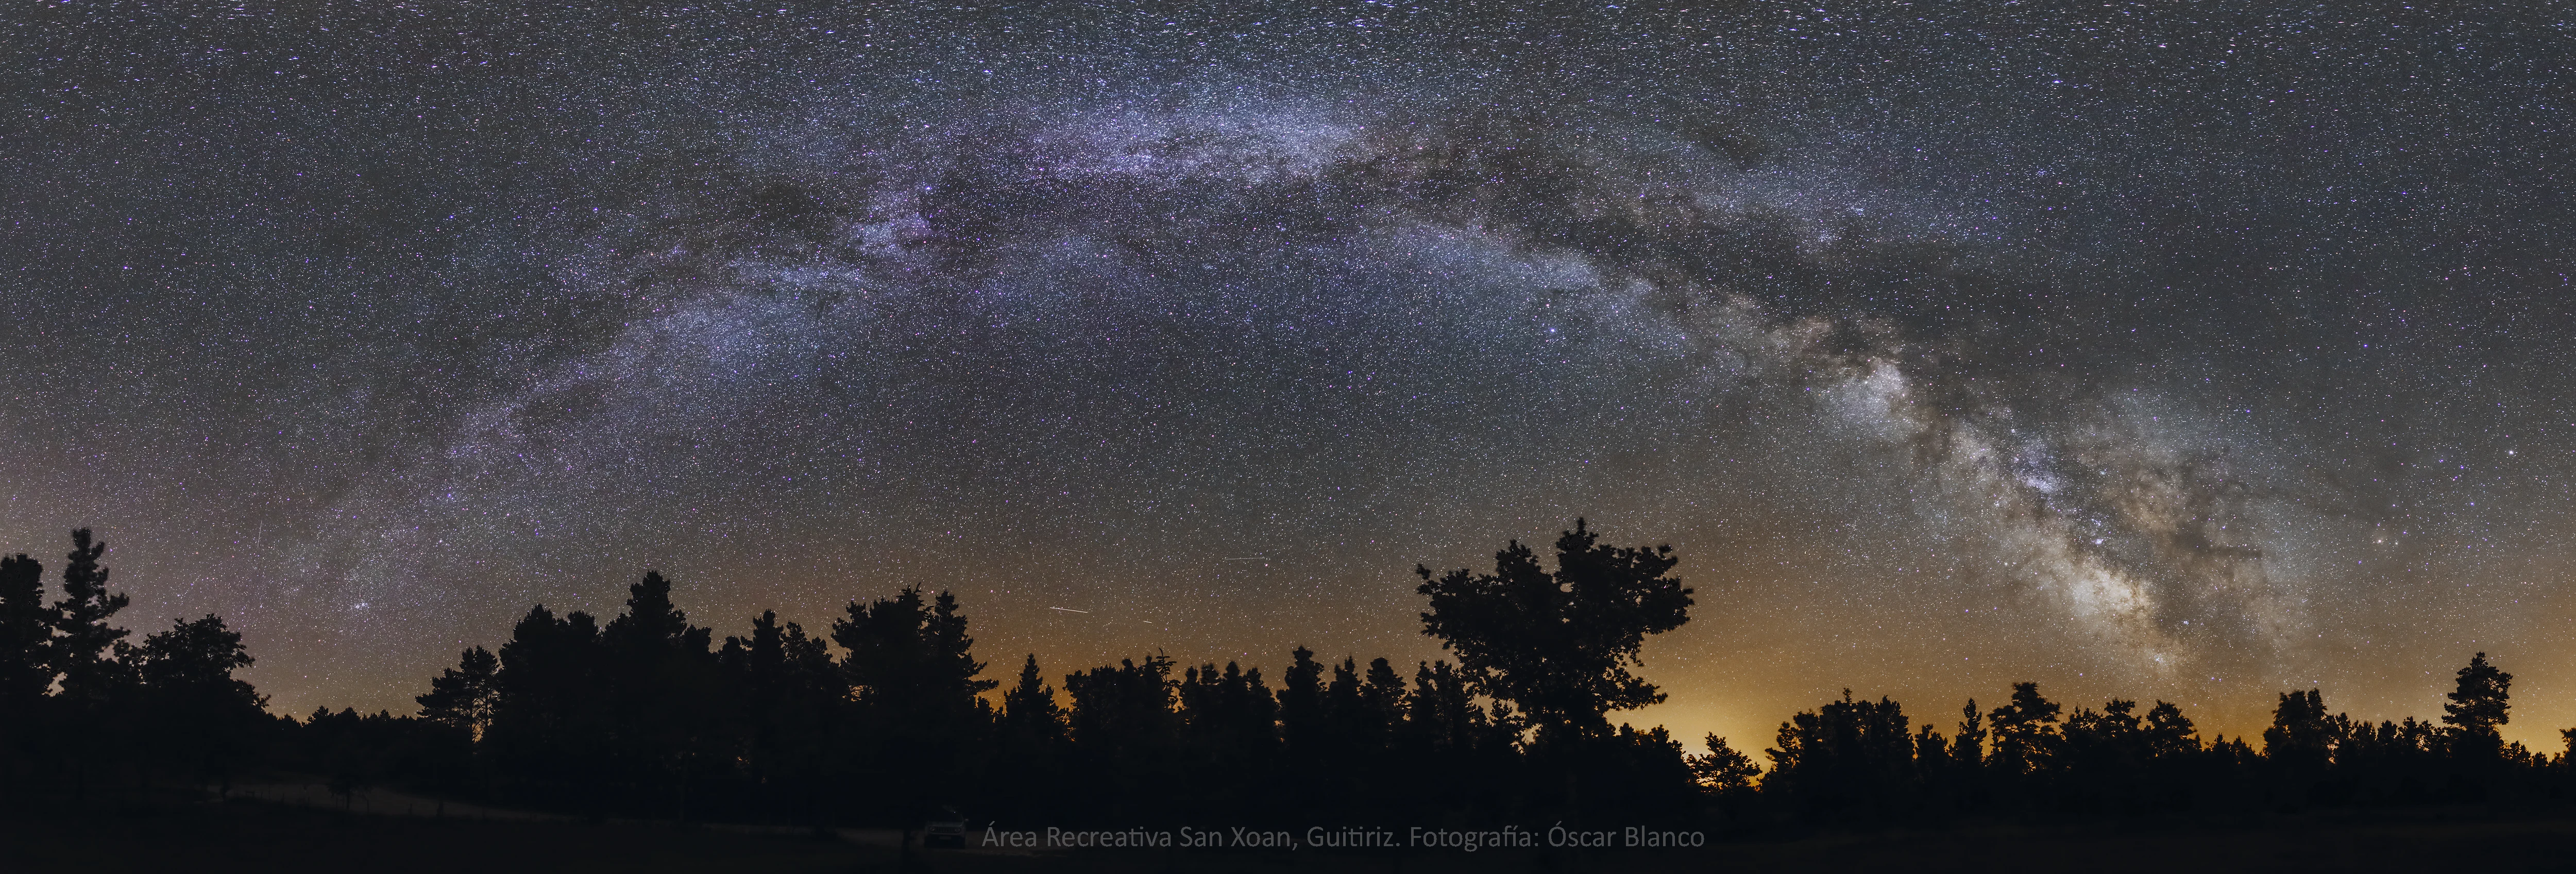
48 530 130 702
416 646 501 738
0 553 48 710
833 586 995 820
601 571 719 820
2442 652 2512 762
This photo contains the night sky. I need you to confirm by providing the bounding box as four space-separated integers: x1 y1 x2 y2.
7 3 2571 752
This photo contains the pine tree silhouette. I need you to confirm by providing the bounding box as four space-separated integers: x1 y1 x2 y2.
416 646 500 738
1063 654 1179 815
716 609 843 827
834 586 995 825
48 530 130 703
0 553 48 713
1179 661 1277 759
2262 689 2335 770
1278 646 1325 760
43 530 131 804
1001 653 1065 742
1912 722 1950 791
486 603 606 801
0 552 45 794
1178 661 1279 810
835 587 995 716
1324 656 1368 754
2142 701 2198 761
2442 652 2512 762
1688 733 1760 792
1401 660 1484 753
1765 691 1914 817
601 570 721 819
1360 658 1405 740
1950 699 1986 769
1986 683 2061 778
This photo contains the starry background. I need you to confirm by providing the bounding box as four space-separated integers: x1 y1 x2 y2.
5 2 2571 752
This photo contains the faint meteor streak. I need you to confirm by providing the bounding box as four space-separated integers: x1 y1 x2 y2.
1049 607 1090 613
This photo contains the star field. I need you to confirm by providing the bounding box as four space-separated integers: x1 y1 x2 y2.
4 3 2571 750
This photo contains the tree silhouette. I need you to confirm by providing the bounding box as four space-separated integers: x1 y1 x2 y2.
2060 699 2150 811
1599 722 1698 813
604 572 708 654
1765 691 1914 816
1688 733 1760 792
134 615 262 708
835 586 994 824
601 570 722 818
2142 700 2198 761
19 525 2576 832
47 529 130 702
985 653 1067 820
1278 646 1326 758
2262 689 2336 771
2332 715 2441 804
0 553 47 712
1178 661 1279 811
1311 656 1415 805
1063 655 1180 750
1400 660 1485 754
1985 682 2061 777
1415 519 1692 745
0 552 45 797
1064 654 1179 815
1911 722 1950 786
133 615 269 793
835 587 995 717
1324 656 1366 753
2064 700 2143 759
999 653 1066 746
1360 657 1406 750
484 603 606 801
2442 652 2511 761
39 530 131 804
1179 661 1277 760
1949 699 1986 770
717 610 843 826
416 646 500 738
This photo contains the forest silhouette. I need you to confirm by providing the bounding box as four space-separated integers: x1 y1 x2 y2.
4 523 2573 838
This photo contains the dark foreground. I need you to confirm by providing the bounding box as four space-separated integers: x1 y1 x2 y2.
12 801 2576 874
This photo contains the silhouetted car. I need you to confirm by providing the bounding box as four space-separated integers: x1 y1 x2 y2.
925 807 968 848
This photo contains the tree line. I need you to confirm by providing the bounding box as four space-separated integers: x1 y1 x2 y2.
3 523 2572 831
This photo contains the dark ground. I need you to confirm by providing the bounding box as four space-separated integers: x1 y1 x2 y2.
10 800 2576 873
